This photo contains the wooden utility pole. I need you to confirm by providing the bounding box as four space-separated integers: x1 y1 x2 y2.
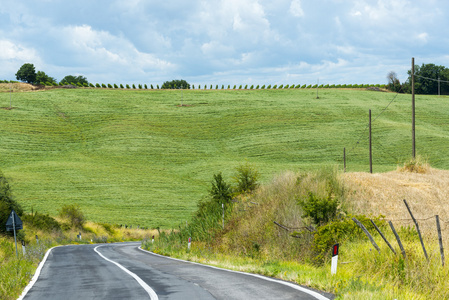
369 109 372 173
412 57 416 158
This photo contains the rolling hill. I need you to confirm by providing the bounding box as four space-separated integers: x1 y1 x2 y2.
1 84 448 227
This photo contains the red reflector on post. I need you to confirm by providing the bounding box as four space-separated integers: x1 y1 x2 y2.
332 243 339 257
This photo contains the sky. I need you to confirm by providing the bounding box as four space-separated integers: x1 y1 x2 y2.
1 0 449 86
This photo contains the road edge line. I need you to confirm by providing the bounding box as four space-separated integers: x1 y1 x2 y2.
137 246 331 300
94 245 158 300
17 245 62 300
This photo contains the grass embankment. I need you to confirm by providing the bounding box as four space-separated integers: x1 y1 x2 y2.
1 85 449 228
143 166 449 299
0 221 156 300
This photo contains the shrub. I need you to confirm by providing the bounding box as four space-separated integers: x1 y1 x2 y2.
144 84 148 89
22 210 60 232
216 85 218 89
113 84 118 88
279 84 284 89
150 84 154 89
58 204 85 229
244 85 248 89
132 84 136 89
126 84 130 89
101 83 106 88
233 162 260 195
238 85 242 89
0 171 23 235
250 85 254 89
138 84 142 89
261 85 265 89
210 84 213 89
233 85 236 89
311 215 382 263
295 84 300 88
222 85 224 89
256 85 259 89
299 192 339 225
157 85 159 89
267 85 271 89
107 84 112 88
273 85 277 89
192 84 195 89
120 84 124 88
398 155 430 173
228 85 230 89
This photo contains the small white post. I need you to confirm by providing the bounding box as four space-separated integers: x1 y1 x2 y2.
188 237 191 250
331 243 339 275
22 240 26 256
152 235 155 244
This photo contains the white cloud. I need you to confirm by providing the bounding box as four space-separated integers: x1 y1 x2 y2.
0 40 39 61
289 0 304 17
416 32 429 43
59 25 174 71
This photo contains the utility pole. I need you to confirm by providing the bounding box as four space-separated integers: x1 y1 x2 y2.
438 77 440 97
412 57 416 158
369 109 373 174
10 83 12 109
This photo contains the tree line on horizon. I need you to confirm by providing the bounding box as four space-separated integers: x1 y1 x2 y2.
7 62 449 95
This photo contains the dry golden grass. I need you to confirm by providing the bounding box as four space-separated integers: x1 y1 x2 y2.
343 167 449 236
0 82 41 93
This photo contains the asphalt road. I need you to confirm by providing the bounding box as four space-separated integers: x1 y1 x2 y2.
21 242 333 300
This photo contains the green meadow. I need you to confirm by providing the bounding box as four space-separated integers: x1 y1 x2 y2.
0 87 448 227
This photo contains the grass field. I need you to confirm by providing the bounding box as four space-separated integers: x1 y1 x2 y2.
1 86 448 227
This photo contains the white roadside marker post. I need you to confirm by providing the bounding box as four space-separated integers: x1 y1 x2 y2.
152 235 155 244
188 237 191 250
331 243 339 275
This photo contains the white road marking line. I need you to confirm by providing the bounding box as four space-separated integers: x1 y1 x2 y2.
94 245 158 300
138 246 330 300
18 245 62 300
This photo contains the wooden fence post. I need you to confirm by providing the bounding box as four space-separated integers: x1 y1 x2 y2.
436 215 445 267
388 221 406 259
352 217 380 252
371 220 396 254
403 199 428 261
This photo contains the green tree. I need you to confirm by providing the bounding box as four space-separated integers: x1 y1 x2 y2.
15 63 36 83
60 75 88 86
36 71 57 85
161 79 190 89
406 63 449 95
210 173 232 204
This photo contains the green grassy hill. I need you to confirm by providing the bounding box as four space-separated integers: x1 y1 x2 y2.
1 86 448 227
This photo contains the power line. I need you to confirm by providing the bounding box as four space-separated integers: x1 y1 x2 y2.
414 74 449 84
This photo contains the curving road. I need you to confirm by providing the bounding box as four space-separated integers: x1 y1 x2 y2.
20 242 334 300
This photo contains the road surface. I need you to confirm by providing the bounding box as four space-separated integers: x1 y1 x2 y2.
20 242 333 300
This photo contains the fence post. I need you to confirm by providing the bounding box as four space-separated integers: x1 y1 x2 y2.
352 217 380 252
371 220 396 254
388 221 406 259
403 199 428 260
436 215 445 266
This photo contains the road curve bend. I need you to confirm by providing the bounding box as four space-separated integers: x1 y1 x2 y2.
20 242 334 300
